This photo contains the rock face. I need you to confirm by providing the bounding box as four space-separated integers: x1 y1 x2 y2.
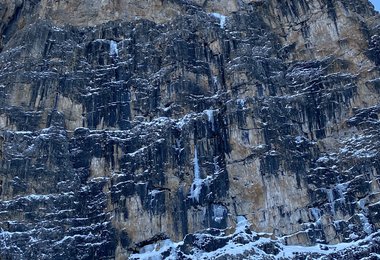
0 0 380 259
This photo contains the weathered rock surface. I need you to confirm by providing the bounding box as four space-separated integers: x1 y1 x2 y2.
0 0 380 259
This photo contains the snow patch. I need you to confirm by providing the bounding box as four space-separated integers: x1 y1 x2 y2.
149 189 163 197
295 136 304 144
176 113 195 129
130 239 178 260
129 215 380 260
316 156 330 163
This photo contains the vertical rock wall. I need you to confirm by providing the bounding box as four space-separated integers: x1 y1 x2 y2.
0 0 379 259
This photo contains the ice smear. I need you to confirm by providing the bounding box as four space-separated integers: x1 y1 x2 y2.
235 215 250 233
358 198 366 210
212 76 218 87
189 146 202 202
213 156 221 174
310 208 321 224
236 98 245 108
109 40 118 57
204 109 215 131
336 183 348 200
211 13 227 28
358 214 373 234
148 189 163 197
322 188 335 214
212 205 226 223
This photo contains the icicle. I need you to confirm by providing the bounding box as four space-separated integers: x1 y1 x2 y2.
213 156 220 174
189 146 202 202
205 110 215 131
193 147 200 180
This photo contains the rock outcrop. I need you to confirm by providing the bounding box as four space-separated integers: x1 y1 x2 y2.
0 0 380 259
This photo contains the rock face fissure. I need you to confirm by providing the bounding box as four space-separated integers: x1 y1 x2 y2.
0 0 380 259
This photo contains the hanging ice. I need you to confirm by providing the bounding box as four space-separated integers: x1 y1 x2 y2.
211 13 227 28
212 76 218 87
236 99 245 108
322 188 335 215
336 183 348 202
213 156 221 174
310 208 321 225
193 147 200 180
358 214 373 234
204 109 215 131
110 40 118 57
189 146 202 202
212 204 227 223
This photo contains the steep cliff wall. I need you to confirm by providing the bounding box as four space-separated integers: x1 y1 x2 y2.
0 0 380 259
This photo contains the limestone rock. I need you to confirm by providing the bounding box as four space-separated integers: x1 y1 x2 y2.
0 0 379 259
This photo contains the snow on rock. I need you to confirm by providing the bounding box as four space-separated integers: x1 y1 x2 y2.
1 1 380 259
129 217 380 260
129 239 178 260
